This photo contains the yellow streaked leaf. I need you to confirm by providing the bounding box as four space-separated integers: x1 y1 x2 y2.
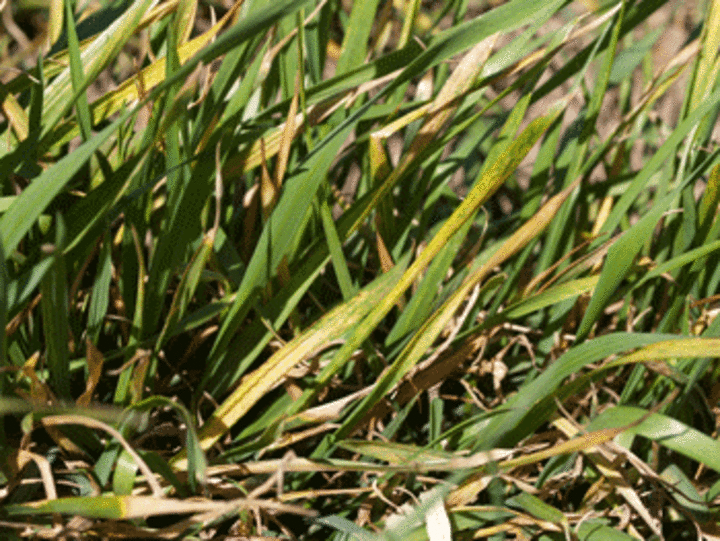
1 92 28 142
355 179 579 425
502 274 599 320
698 162 720 232
339 440 454 464
170 265 404 470
275 70 301 190
373 33 497 143
603 338 720 370
48 0 64 47
5 495 315 520
331 103 569 439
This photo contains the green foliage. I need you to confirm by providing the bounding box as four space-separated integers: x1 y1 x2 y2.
0 0 719 538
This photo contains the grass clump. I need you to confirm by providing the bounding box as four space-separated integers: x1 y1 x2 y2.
0 0 719 538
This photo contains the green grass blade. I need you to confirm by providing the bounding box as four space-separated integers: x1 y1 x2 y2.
87 237 113 344
320 199 356 301
0 238 6 396
64 0 92 142
335 0 382 75
131 396 207 493
155 235 214 351
0 110 133 256
576 191 674 340
40 214 71 399
588 405 720 473
502 275 600 320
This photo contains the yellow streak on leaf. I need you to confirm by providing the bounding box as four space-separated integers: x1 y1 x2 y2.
48 0 63 47
171 274 400 470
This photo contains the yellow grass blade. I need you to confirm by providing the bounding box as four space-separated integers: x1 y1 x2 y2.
170 266 405 470
48 0 63 48
1 92 28 142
